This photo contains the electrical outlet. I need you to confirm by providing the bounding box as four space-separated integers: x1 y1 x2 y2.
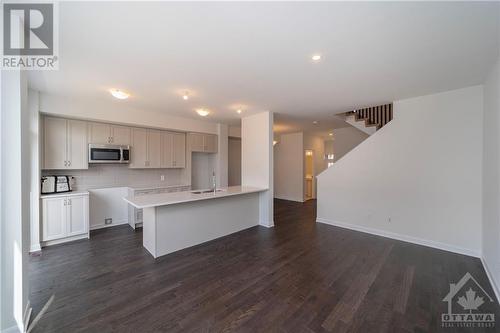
160 175 165 181
105 218 112 225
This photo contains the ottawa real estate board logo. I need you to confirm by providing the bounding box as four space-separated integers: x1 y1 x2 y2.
442 272 496 328
1 2 58 70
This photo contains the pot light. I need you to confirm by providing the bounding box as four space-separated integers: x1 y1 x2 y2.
311 54 321 62
196 109 210 117
329 133 333 136
313 121 318 124
273 140 278 146
236 109 242 114
183 92 189 100
110 89 130 100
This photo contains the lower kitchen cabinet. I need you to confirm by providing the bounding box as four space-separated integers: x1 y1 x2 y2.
41 192 89 246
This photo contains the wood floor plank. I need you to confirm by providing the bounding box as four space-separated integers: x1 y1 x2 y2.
29 199 500 332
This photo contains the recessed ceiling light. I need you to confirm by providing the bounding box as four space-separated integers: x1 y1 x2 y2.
183 92 189 100
273 140 278 146
110 89 129 100
237 109 242 114
196 109 210 117
329 133 333 136
311 54 321 61
313 121 318 124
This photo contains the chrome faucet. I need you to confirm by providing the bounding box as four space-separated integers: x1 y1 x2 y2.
212 171 217 193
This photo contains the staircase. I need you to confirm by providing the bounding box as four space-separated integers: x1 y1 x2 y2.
345 103 393 135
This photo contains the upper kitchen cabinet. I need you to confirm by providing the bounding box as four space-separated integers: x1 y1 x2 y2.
188 133 218 153
161 132 186 168
129 128 162 168
43 117 88 170
89 122 130 145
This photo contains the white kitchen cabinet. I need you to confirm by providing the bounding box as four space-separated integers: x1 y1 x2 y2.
44 117 67 170
43 117 88 170
89 122 131 145
188 133 218 153
111 125 131 145
161 132 186 168
204 134 218 153
130 128 148 168
172 132 186 167
42 193 89 246
148 130 162 168
130 128 162 168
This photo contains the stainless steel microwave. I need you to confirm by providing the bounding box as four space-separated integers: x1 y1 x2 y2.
88 144 130 164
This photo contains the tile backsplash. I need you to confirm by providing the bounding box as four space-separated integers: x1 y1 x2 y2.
42 164 187 191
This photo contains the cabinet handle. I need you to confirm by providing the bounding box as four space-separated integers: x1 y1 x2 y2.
68 160 71 167
111 137 114 143
64 199 67 206
64 160 67 167
68 198 71 205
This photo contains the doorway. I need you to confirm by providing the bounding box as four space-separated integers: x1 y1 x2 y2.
228 137 241 186
304 150 314 200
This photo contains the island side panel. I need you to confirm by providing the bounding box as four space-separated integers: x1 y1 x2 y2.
142 207 157 258
154 193 259 257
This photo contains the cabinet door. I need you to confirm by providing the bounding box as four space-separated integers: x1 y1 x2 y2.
111 125 131 145
44 117 67 169
204 134 218 153
172 132 186 168
67 120 88 169
188 133 205 152
130 128 148 168
42 197 67 241
148 130 162 168
66 195 88 236
89 122 111 144
161 131 174 168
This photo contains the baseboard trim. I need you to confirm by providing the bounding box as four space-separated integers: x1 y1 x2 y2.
259 220 274 228
1 325 20 333
316 217 480 258
90 219 128 231
481 256 500 303
29 243 41 253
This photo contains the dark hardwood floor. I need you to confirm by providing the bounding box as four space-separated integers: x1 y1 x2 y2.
30 199 499 332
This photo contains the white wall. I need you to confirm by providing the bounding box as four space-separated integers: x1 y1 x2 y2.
332 127 369 162
191 152 216 190
228 137 241 186
274 132 304 202
216 124 228 188
89 187 129 229
317 86 483 256
304 133 327 199
242 111 274 227
39 92 218 134
28 90 41 253
482 56 500 299
1 63 30 332
228 125 241 138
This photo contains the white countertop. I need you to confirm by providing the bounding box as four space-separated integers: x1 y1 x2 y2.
124 186 267 209
40 191 89 199
128 184 190 191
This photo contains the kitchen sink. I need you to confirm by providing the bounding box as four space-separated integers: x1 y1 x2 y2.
191 189 225 194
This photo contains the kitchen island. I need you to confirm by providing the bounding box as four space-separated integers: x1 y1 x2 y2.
124 186 267 258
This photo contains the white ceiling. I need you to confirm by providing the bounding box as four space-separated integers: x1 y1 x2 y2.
29 1 500 134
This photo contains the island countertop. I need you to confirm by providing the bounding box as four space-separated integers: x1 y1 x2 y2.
123 186 267 209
